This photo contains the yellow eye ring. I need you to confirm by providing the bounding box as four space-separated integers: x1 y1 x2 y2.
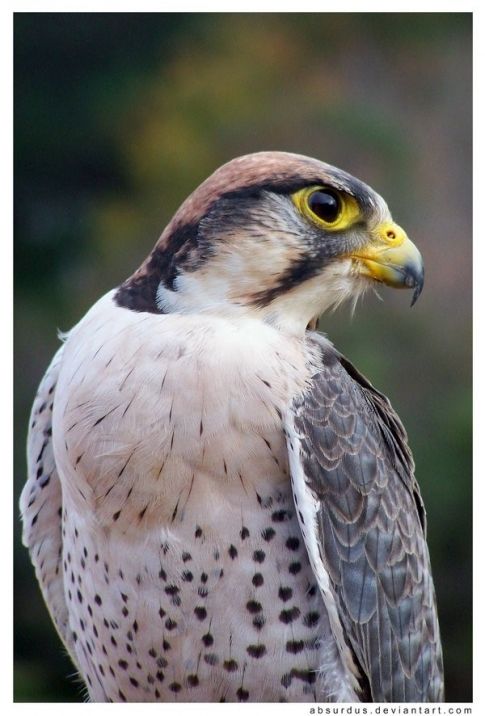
292 186 360 231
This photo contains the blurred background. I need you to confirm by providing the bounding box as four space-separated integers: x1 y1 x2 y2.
14 13 472 702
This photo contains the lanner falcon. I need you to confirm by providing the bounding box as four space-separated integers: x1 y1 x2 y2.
20 151 444 703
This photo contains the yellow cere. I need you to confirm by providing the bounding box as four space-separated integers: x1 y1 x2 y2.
372 221 407 248
292 185 361 231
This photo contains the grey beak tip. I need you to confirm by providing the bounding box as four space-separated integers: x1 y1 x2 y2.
406 261 424 307
410 271 425 307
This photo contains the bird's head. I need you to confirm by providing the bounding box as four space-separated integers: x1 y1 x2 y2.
115 152 424 336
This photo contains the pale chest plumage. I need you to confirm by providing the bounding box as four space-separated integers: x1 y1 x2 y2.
50 292 357 702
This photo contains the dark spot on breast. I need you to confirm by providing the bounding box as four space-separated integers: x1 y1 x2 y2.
279 606 301 624
286 640 305 654
286 536 300 551
118 689 127 702
94 594 102 606
246 600 263 614
165 618 177 631
289 561 302 575
223 658 238 672
169 682 182 693
240 526 250 540
252 614 266 631
281 673 293 688
195 526 203 538
247 644 267 658
261 527 276 541
278 586 293 602
158 608 166 619
182 552 192 562
202 632 213 647
252 573 264 587
253 550 266 563
307 584 317 597
118 659 128 670
228 544 238 559
303 611 321 627
156 670 165 682
200 572 208 584
113 510 121 522
164 584 179 596
272 509 292 522
237 687 249 701
292 668 317 684
194 606 207 621
187 674 199 687
182 570 193 582
129 677 139 688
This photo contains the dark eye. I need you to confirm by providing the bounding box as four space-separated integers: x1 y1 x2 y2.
307 189 341 224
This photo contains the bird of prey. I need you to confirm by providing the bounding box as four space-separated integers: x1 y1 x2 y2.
20 151 444 703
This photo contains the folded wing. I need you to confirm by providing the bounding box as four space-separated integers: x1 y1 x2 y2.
285 335 444 702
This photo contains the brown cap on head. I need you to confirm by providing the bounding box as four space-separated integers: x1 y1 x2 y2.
161 151 361 242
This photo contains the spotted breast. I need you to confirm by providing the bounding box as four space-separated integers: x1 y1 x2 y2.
45 290 358 702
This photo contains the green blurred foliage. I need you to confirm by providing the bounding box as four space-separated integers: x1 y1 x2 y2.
14 12 472 702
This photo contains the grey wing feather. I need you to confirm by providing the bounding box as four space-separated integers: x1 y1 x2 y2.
287 335 444 702
19 345 78 666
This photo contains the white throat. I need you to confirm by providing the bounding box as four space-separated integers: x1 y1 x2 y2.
156 259 368 338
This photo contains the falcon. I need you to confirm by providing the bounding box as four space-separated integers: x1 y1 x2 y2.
20 151 444 703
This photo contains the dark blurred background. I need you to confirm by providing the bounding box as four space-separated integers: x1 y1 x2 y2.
14 12 472 702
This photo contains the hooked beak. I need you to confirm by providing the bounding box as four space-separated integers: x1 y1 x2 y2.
350 222 424 306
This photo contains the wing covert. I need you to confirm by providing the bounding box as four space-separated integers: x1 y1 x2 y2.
285 334 444 702
20 345 78 665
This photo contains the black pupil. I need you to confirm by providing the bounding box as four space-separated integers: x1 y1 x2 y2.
308 190 340 223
